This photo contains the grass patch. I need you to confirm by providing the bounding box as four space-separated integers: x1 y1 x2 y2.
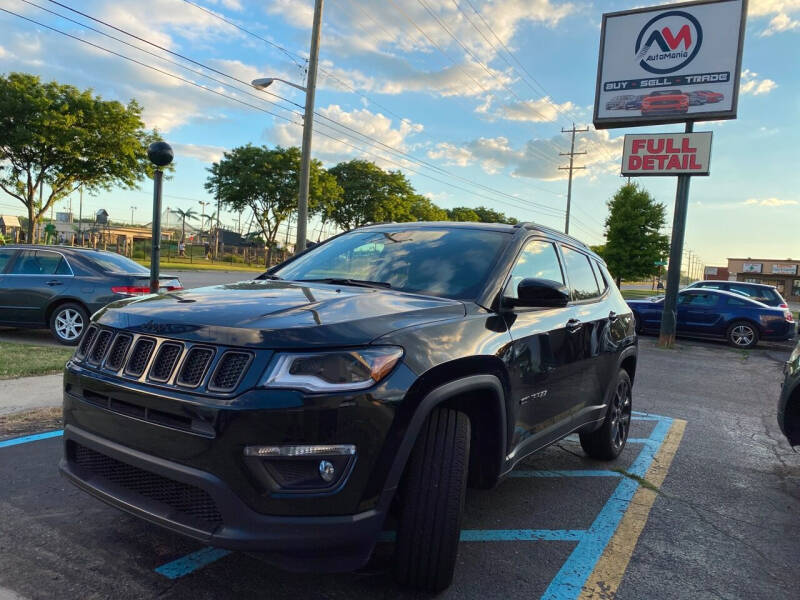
0 342 74 379
0 407 62 438
621 289 662 300
134 260 263 272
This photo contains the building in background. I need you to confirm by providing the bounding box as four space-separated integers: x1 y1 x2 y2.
726 258 800 301
703 266 730 281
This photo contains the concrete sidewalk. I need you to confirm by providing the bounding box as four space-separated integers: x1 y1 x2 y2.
0 374 62 415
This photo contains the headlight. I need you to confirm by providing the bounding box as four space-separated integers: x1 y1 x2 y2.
259 347 404 392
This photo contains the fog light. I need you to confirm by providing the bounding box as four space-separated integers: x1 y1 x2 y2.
319 460 335 482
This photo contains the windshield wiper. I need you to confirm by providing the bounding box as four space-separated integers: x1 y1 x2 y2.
298 278 392 289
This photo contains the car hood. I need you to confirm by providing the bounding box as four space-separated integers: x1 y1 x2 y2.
93 279 466 348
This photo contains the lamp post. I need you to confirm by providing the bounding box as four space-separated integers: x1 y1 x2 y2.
147 141 174 293
251 0 323 253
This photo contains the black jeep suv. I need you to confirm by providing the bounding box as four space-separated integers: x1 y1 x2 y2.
60 222 637 591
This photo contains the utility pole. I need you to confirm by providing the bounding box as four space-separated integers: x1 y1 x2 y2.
130 205 137 226
78 186 83 245
198 200 209 232
214 190 221 258
296 0 324 253
558 123 589 235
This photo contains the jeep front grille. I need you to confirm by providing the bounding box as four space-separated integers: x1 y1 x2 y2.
208 351 252 392
177 347 214 387
125 338 156 377
77 325 98 358
149 342 183 382
104 334 132 371
88 330 113 365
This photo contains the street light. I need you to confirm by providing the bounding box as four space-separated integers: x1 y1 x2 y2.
251 0 323 254
251 77 307 93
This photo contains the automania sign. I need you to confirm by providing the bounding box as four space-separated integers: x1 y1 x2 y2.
621 132 712 176
594 0 747 129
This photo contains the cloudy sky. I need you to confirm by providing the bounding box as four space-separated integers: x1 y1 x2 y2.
0 0 797 266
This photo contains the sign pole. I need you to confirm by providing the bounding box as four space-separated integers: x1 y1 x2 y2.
658 121 693 348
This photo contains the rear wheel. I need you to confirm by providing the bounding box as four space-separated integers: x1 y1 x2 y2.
727 320 759 349
49 303 88 346
394 407 470 592
580 369 632 460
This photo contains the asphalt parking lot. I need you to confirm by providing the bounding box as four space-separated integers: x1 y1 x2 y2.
1 336 798 599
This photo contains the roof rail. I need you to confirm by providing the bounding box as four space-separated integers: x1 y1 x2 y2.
516 222 591 249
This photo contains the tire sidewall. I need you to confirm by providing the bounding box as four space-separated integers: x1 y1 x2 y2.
49 303 88 346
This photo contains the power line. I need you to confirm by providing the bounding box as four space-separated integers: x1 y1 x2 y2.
3 6 566 220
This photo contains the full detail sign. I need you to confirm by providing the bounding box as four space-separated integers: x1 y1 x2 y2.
621 132 712 176
593 0 747 129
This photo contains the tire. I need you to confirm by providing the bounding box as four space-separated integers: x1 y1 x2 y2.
580 369 632 460
49 302 89 346
726 320 759 349
394 407 471 593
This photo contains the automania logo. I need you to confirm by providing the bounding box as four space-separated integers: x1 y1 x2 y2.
634 10 703 75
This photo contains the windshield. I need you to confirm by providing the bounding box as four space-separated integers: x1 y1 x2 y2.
85 251 150 274
273 227 511 300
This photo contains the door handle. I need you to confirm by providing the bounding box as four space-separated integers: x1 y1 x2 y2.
608 311 618 322
46 280 63 287
566 318 582 332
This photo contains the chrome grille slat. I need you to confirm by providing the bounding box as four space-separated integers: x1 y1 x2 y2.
176 347 215 388
208 351 253 392
88 330 113 365
148 342 183 382
124 338 156 377
104 334 133 371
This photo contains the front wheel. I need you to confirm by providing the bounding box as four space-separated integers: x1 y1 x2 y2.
580 369 632 460
394 407 470 592
727 321 759 349
49 303 88 346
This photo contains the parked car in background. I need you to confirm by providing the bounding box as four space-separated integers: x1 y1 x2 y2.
641 90 689 115
696 90 724 103
60 222 637 591
625 95 644 109
687 91 707 106
605 94 636 110
0 245 181 344
627 288 795 348
778 338 800 446
686 280 789 309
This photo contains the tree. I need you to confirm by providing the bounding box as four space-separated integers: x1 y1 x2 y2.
407 194 448 221
206 145 340 264
0 73 164 243
171 208 198 241
446 207 480 222
326 160 418 230
599 183 669 286
472 206 518 225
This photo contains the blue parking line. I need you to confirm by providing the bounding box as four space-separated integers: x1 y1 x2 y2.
155 547 232 579
509 470 622 478
0 429 63 449
540 416 673 599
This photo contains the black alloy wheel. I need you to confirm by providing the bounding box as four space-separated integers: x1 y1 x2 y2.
580 369 632 460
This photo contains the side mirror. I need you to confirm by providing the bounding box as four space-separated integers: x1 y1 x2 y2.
510 278 570 308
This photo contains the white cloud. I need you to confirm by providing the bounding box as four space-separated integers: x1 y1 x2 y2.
495 97 576 123
271 104 424 167
171 143 226 164
427 129 623 181
749 0 800 17
744 198 798 207
760 13 800 35
740 69 778 95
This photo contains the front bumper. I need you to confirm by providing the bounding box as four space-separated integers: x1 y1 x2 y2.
59 425 383 571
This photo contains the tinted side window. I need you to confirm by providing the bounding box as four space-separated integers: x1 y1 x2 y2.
679 293 719 307
505 240 563 299
591 260 608 293
0 249 16 272
726 297 750 307
10 250 64 275
561 246 600 300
